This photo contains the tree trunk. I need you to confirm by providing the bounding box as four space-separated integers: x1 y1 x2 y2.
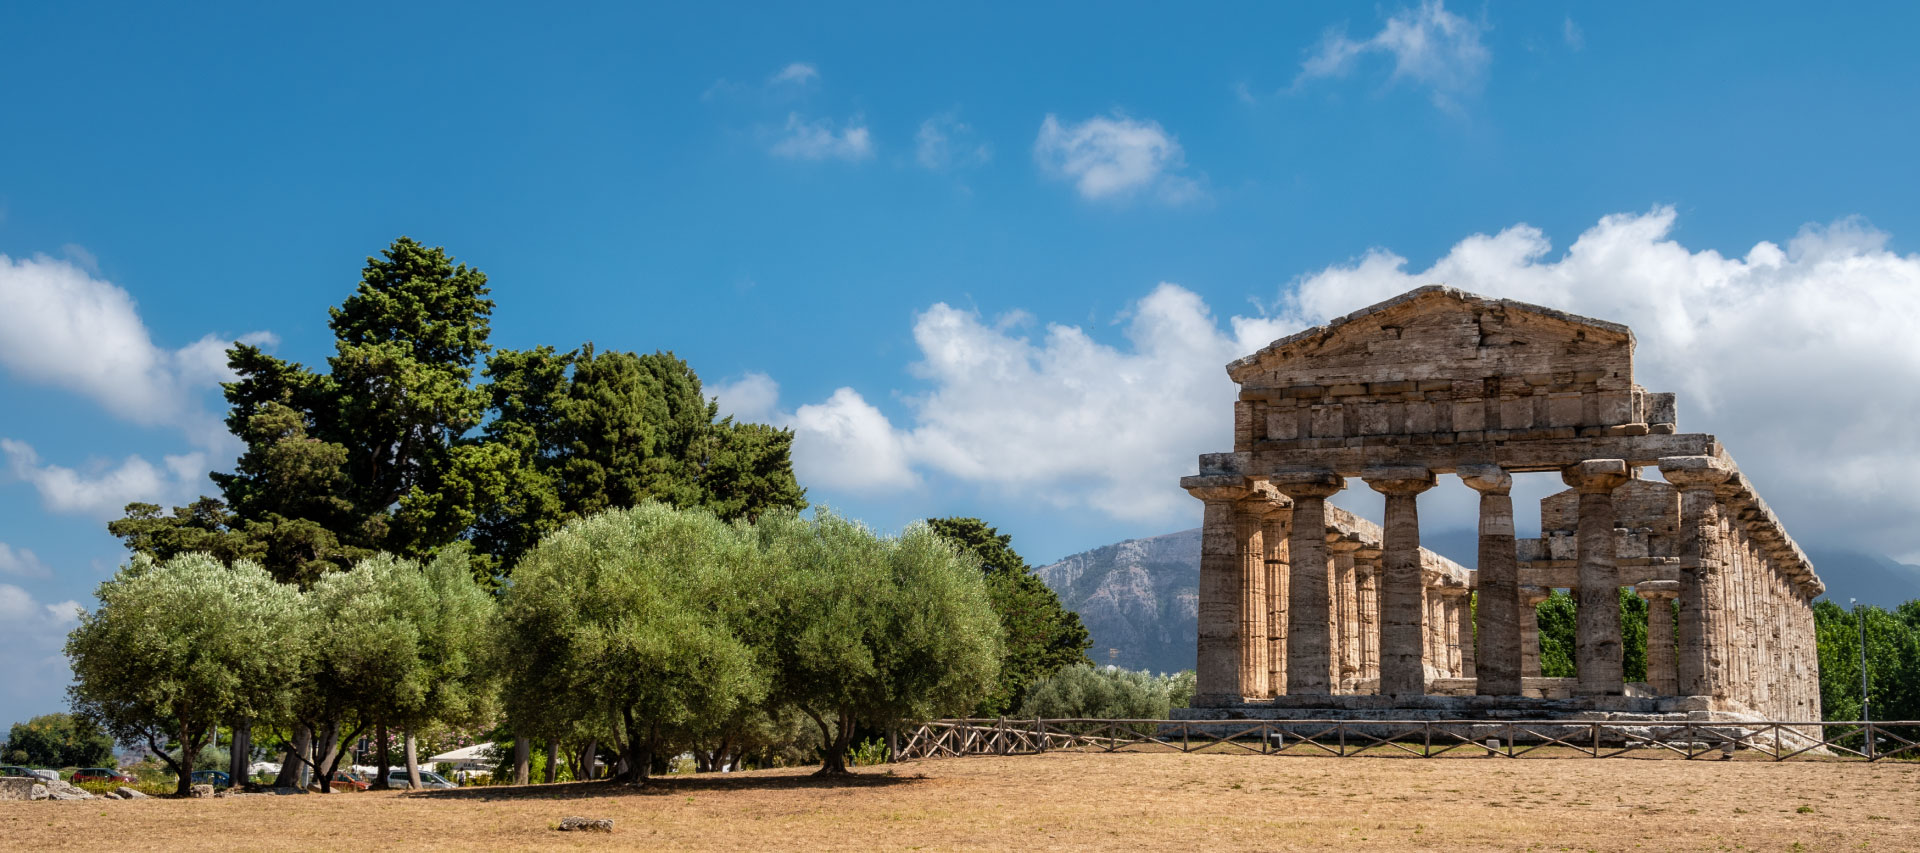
805 707 853 776
272 725 312 789
228 721 250 788
373 723 392 790
512 736 530 785
175 723 201 797
314 721 342 793
544 739 558 783
579 739 598 781
404 729 421 789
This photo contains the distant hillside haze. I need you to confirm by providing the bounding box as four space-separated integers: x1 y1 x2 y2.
1035 529 1920 676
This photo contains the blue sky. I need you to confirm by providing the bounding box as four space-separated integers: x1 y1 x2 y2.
4 1 1920 727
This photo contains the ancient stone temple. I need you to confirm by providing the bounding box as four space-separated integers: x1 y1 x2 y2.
1178 286 1822 722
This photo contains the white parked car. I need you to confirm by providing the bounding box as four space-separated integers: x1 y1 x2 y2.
383 769 456 790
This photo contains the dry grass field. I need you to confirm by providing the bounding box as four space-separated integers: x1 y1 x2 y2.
5 752 1918 851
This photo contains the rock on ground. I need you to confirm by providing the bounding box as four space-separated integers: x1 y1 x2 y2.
556 817 615 833
116 786 149 800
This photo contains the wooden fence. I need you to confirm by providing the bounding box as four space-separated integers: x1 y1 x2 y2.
892 718 1920 762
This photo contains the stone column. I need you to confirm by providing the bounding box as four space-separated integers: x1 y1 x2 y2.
1424 573 1446 679
1330 539 1363 692
1441 586 1465 678
1355 547 1382 686
1234 500 1268 699
1269 470 1345 696
1181 475 1252 706
1260 501 1293 696
1638 581 1680 695
1364 467 1437 697
1460 466 1519 695
1658 456 1733 699
1460 590 1477 679
1519 586 1551 680
1562 459 1630 696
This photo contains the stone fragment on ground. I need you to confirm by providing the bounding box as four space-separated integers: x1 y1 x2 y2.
116 786 149 800
557 816 615 833
29 784 48 801
190 783 215 798
0 777 35 800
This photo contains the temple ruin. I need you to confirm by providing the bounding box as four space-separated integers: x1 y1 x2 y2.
1178 286 1822 722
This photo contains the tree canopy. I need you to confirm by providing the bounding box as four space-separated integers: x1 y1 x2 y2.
3 713 114 769
926 517 1091 716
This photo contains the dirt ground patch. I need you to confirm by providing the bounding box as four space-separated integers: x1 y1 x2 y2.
4 752 1917 851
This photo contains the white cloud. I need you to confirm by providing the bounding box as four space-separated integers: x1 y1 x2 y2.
916 113 991 171
789 388 919 493
1278 206 1920 556
739 207 1920 559
711 372 781 424
769 62 819 86
0 582 81 728
0 252 274 449
1033 112 1201 203
1563 16 1585 51
1296 0 1490 108
770 112 874 161
0 542 51 579
1 438 206 518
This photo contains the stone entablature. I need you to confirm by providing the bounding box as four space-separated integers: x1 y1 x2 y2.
1183 286 1823 722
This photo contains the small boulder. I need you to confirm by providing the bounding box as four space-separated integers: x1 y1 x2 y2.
556 817 615 833
190 783 215 798
47 784 93 801
0 777 34 800
29 784 48 801
116 786 149 800
102 791 122 800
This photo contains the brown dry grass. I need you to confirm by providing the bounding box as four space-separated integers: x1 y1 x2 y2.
5 751 1918 851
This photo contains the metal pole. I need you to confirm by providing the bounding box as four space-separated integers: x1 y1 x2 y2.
1854 599 1873 760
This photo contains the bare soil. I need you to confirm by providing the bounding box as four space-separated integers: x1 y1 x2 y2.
4 752 1917 851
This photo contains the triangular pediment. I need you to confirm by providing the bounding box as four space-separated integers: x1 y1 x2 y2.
1227 285 1634 388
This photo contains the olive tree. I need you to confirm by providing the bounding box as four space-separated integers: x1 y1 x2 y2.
497 502 766 782
66 554 308 796
754 510 1001 775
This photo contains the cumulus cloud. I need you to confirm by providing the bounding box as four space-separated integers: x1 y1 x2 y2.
916 112 991 171
738 207 1920 558
0 582 82 728
1033 113 1201 203
711 372 781 424
770 112 874 161
769 62 819 86
0 252 274 449
0 542 51 579
1 438 206 518
1296 0 1490 108
789 388 920 493
1563 16 1585 51
1277 206 1920 556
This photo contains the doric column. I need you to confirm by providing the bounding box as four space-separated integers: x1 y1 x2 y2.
1441 586 1466 678
1330 539 1363 692
1424 572 1446 680
1234 498 1269 699
1562 459 1630 696
1259 500 1293 697
1519 585 1551 679
1364 466 1437 697
1269 470 1345 696
1459 589 1477 679
1658 456 1734 699
1355 546 1382 686
1637 581 1680 695
1181 475 1252 706
1460 465 1519 695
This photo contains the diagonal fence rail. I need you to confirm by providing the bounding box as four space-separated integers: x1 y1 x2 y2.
891 718 1920 762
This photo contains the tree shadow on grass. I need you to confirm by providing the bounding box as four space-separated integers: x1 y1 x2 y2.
403 770 926 802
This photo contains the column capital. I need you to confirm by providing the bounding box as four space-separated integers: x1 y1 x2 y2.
1657 455 1734 491
1328 538 1365 554
1519 585 1553 606
1354 545 1382 562
1457 464 1512 495
1182 474 1251 502
1269 469 1345 499
1363 466 1436 496
1561 458 1630 493
1636 579 1681 600
1249 481 1295 513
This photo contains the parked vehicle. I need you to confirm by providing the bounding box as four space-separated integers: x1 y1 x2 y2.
0 765 34 778
70 767 134 784
190 770 231 789
382 769 456 790
327 770 370 791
